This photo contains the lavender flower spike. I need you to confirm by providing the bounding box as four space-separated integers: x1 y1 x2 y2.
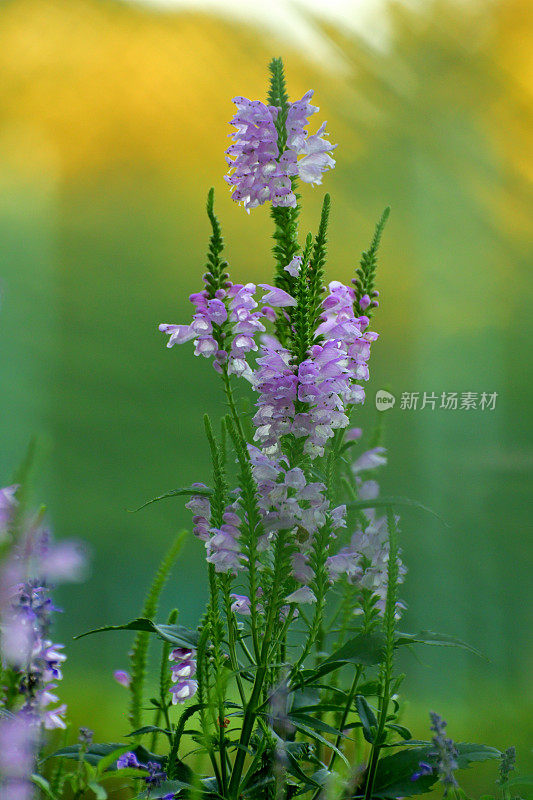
429 711 459 793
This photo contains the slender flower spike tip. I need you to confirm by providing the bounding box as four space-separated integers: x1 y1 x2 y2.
225 61 336 211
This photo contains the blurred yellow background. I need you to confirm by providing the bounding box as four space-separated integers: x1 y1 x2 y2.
0 0 531 789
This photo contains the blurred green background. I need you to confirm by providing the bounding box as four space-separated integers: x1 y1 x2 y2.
1 0 531 789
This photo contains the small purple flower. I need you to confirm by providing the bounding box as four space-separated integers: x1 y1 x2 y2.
411 762 433 781
285 586 317 604
258 284 297 308
114 670 131 687
230 594 252 615
429 712 459 793
117 751 142 769
345 427 363 441
145 761 167 787
0 484 18 536
284 255 302 278
359 294 371 311
170 680 198 705
352 447 387 474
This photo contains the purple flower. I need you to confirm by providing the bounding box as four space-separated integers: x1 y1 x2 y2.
292 121 337 185
114 670 131 687
345 427 363 441
284 255 302 277
39 540 87 583
0 484 18 536
359 294 371 311
252 343 297 454
224 97 293 212
258 284 297 308
285 586 317 604
225 89 336 212
169 649 198 705
230 594 252 615
117 752 142 769
170 680 198 705
205 505 245 574
411 762 434 781
0 712 38 779
170 659 196 680
352 447 387 473
429 712 459 793
169 647 195 661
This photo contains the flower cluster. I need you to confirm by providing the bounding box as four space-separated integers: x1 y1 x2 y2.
0 490 86 733
326 450 406 617
428 712 459 793
252 283 377 457
117 752 171 796
159 282 296 382
168 647 198 705
186 489 245 575
224 91 336 212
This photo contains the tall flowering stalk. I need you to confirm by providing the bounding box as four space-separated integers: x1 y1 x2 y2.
156 57 407 799
45 57 510 800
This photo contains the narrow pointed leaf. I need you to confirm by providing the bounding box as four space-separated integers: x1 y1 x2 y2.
75 618 199 648
396 630 486 659
132 487 212 512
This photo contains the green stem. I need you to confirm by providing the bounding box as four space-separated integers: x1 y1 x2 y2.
227 529 290 799
363 508 399 800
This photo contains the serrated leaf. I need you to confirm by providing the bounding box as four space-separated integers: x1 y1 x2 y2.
132 486 212 512
455 743 501 767
396 630 486 659
75 618 199 648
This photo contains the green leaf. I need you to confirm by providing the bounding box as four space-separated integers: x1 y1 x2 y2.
396 630 486 660
49 744 129 768
125 725 170 738
95 746 133 775
322 630 385 669
386 723 413 740
373 746 439 797
509 775 533 787
285 751 323 790
75 618 199 648
132 486 212 512
455 743 501 767
288 712 345 738
355 695 378 744
31 774 57 800
373 743 501 798
136 779 196 799
290 720 349 767
347 496 448 526
88 782 108 799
